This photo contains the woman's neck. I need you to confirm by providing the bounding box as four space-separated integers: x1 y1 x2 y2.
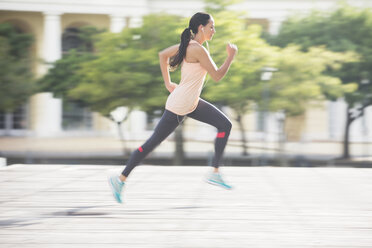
193 34 205 45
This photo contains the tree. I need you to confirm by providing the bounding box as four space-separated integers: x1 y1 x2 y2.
69 14 186 163
265 46 356 115
0 23 34 112
38 50 95 101
267 4 372 159
38 26 102 102
263 46 356 157
203 0 356 158
203 0 275 155
70 14 183 114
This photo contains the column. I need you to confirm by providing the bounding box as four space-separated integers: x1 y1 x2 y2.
29 93 62 137
328 99 347 141
110 15 127 33
43 12 62 64
33 13 63 137
268 18 284 35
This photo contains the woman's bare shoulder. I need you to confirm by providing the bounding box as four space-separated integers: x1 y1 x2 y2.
188 43 208 56
185 43 206 63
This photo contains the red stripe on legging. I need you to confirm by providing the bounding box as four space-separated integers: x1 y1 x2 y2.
216 132 225 138
138 147 143 152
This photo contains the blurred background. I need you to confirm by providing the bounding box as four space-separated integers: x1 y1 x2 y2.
0 0 371 167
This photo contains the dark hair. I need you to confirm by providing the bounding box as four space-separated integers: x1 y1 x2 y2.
169 12 211 69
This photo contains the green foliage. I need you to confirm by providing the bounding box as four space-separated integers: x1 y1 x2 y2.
38 50 96 100
76 26 106 52
0 23 33 58
0 23 34 112
204 0 357 119
69 14 184 115
268 4 372 106
38 26 103 103
267 46 357 116
203 2 273 118
265 3 372 158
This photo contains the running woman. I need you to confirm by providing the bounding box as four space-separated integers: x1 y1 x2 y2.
109 12 238 203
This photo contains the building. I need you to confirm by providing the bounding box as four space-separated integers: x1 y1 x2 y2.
0 0 371 144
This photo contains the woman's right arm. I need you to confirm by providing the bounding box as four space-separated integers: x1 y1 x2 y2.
159 44 179 92
195 43 238 82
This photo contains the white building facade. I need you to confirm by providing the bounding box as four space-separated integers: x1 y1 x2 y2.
0 0 371 143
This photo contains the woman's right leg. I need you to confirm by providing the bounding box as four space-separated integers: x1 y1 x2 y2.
187 99 232 169
121 110 182 178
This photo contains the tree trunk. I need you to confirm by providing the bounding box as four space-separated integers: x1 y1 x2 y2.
277 116 288 166
236 114 249 156
173 125 184 165
116 121 129 156
342 106 353 159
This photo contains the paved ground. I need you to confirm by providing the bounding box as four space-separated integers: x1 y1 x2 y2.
1 164 372 247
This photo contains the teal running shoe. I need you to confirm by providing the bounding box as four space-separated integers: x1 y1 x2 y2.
108 175 125 203
206 172 232 190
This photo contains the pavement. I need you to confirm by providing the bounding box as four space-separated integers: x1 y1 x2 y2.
0 164 371 247
0 136 372 166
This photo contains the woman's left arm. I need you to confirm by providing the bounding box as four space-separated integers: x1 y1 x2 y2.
159 44 179 92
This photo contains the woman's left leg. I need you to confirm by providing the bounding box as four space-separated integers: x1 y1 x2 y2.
187 99 232 168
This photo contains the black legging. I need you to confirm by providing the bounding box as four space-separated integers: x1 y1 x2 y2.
122 99 232 177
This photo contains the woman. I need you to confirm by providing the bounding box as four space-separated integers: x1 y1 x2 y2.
109 12 237 203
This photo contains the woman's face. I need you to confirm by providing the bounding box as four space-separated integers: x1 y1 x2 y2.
202 17 216 41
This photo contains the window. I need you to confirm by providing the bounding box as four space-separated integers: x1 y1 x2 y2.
12 105 27 129
62 101 92 130
0 105 27 131
62 27 93 54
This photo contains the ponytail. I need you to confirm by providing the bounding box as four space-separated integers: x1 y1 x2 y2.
169 27 191 69
169 12 210 69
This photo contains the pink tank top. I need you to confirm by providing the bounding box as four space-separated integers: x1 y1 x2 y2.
165 40 208 115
